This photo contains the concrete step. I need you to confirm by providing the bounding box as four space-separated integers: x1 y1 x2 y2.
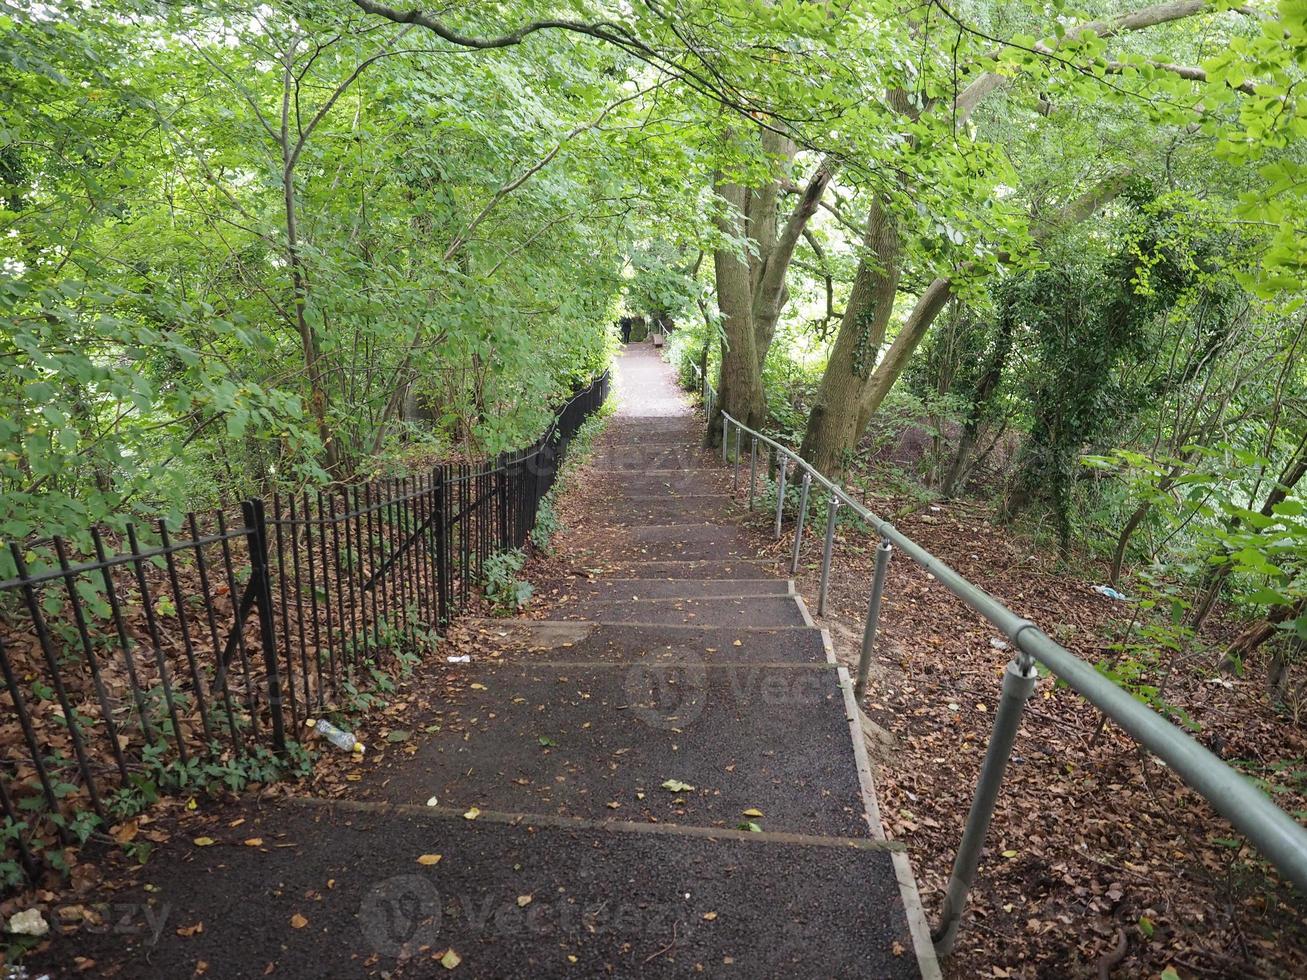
588 471 731 495
588 446 718 472
534 578 793 602
568 559 778 579
579 495 739 526
602 419 704 438
553 595 810 628
352 662 870 840
463 620 830 665
567 524 762 562
46 799 919 978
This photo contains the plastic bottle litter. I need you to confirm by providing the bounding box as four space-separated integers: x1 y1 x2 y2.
1092 585 1130 602
306 718 364 754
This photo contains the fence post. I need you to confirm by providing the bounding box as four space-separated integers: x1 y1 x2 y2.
818 493 840 615
933 651 1038 956
242 498 287 754
434 468 449 624
773 455 788 540
790 472 811 576
854 540 893 700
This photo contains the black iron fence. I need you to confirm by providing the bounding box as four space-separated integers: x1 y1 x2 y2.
0 372 608 888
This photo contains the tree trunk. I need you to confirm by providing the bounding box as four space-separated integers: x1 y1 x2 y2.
1218 597 1306 674
798 174 1131 476
712 178 766 440
708 132 831 444
280 52 340 476
799 196 900 476
940 312 1017 498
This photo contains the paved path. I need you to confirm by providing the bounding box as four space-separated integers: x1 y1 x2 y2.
40 346 936 978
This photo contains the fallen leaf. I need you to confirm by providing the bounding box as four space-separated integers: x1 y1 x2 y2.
702 911 717 921
111 820 139 843
517 895 532 907
463 807 481 820
661 779 694 793
290 913 308 929
177 922 203 937
192 837 215 847
440 948 462 969
742 808 763 818
417 854 443 866
244 838 263 847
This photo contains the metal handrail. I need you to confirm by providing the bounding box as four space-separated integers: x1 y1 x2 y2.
684 360 1307 954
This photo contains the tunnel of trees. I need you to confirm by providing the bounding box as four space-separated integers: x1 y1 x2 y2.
2 0 1306 973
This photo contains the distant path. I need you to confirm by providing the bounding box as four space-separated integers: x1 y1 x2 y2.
37 344 937 978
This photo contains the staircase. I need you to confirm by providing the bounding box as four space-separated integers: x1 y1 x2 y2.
38 346 937 978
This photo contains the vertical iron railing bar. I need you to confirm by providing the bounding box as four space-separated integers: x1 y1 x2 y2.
287 495 314 715
392 478 414 654
52 535 131 783
436 467 450 624
304 492 328 708
213 511 260 736
460 463 471 608
331 488 354 678
352 485 375 661
122 524 190 765
363 483 385 655
0 633 66 831
414 473 435 634
241 499 286 753
156 521 214 744
188 512 244 754
271 494 299 733
90 526 158 744
395 478 413 650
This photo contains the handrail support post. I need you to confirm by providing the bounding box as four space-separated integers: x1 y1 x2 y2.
854 540 893 700
932 652 1038 957
773 455 788 540
818 493 839 615
790 472 811 575
748 436 758 510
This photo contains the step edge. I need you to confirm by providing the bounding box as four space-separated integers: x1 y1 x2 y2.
278 795 905 852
